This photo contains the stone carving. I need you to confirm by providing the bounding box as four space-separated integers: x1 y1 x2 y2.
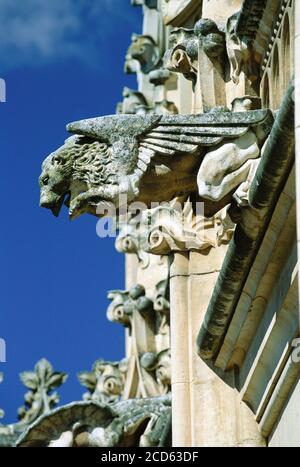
115 221 151 268
164 28 198 84
153 280 170 335
226 13 254 85
117 86 178 116
16 396 172 447
17 359 67 425
106 282 170 398
106 290 131 328
164 19 226 86
124 34 161 75
117 87 149 115
149 68 171 86
78 360 127 404
116 199 235 256
140 349 171 393
39 109 274 221
107 285 155 331
0 359 67 447
161 0 200 26
195 18 226 67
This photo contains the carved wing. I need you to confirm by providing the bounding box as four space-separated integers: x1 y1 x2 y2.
139 109 274 157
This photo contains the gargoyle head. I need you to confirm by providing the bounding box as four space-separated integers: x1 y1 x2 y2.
164 28 198 83
125 34 160 74
39 138 74 217
39 114 161 218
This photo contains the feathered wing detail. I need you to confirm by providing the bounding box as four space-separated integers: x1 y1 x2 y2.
138 109 274 159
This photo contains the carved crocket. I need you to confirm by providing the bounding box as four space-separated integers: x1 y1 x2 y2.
39 107 274 219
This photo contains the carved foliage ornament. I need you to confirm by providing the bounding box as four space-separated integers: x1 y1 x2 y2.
17 359 67 425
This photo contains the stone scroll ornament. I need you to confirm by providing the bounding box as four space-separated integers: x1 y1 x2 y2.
78 359 127 404
39 105 274 220
16 395 171 447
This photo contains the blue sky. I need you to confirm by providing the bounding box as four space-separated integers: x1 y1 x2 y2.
0 0 142 423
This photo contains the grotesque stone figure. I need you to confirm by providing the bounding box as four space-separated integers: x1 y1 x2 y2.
16 396 172 448
124 34 161 75
40 108 273 220
78 360 127 404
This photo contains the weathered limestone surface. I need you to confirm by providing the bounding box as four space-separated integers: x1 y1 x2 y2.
16 395 172 448
39 109 273 220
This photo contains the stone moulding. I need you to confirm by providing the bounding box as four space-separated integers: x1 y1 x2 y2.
39 108 274 221
196 81 295 363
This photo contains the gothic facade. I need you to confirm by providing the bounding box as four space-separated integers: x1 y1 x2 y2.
1 0 299 447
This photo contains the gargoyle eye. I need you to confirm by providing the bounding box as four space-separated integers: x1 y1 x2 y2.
41 175 49 186
53 156 64 166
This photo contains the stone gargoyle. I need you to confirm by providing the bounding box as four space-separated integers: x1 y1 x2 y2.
39 103 274 220
16 395 171 447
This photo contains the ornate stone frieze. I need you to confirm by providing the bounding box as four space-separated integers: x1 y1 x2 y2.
16 395 172 447
160 0 201 27
78 360 127 404
39 108 274 221
124 34 161 75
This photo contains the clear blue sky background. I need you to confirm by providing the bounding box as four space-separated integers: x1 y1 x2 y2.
0 0 142 423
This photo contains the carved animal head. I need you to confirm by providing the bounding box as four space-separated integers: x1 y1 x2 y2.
164 28 198 83
39 115 161 218
125 34 160 74
39 135 114 217
194 18 225 59
39 137 75 217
